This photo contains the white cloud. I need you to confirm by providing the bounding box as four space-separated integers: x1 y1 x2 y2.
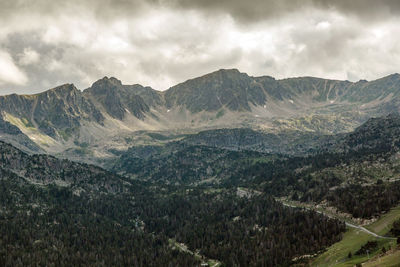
19 48 40 66
0 51 28 85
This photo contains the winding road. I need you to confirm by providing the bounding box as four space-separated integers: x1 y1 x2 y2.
281 202 396 240
344 222 396 240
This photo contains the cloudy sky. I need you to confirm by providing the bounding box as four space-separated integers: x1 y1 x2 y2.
1 0 400 94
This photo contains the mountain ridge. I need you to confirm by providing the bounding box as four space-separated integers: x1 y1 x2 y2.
5 69 400 100
1 69 400 160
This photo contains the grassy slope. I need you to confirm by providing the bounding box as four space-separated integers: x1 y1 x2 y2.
366 206 400 235
361 207 400 267
312 206 400 266
363 249 400 267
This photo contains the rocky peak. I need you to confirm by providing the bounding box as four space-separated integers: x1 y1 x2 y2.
84 77 152 120
32 83 105 136
209 68 241 77
164 68 265 112
192 68 247 83
90 76 122 93
124 84 163 107
38 84 83 103
49 83 78 93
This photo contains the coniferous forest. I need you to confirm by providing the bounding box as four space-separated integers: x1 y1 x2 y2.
0 156 346 266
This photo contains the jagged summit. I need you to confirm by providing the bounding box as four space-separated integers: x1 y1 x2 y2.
91 76 122 87
87 77 123 96
41 83 80 97
181 68 247 84
84 76 151 120
207 68 242 76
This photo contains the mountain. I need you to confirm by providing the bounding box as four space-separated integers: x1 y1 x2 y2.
165 69 266 112
165 69 354 113
0 84 104 153
1 69 400 162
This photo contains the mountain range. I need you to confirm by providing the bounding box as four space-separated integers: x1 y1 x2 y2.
1 69 400 163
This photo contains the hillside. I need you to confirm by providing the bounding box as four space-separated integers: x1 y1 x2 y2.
0 140 201 266
111 114 400 215
101 113 400 266
0 140 348 266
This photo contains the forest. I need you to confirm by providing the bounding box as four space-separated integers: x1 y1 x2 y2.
0 148 345 266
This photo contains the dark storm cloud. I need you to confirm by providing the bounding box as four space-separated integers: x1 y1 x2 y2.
157 0 400 23
314 0 400 18
2 0 400 23
0 0 145 23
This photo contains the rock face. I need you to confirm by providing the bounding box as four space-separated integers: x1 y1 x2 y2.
84 77 157 120
34 84 104 135
1 69 400 156
165 69 267 112
0 84 104 138
0 116 42 153
164 69 400 114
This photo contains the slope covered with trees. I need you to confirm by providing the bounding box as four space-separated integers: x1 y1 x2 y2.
0 140 347 266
